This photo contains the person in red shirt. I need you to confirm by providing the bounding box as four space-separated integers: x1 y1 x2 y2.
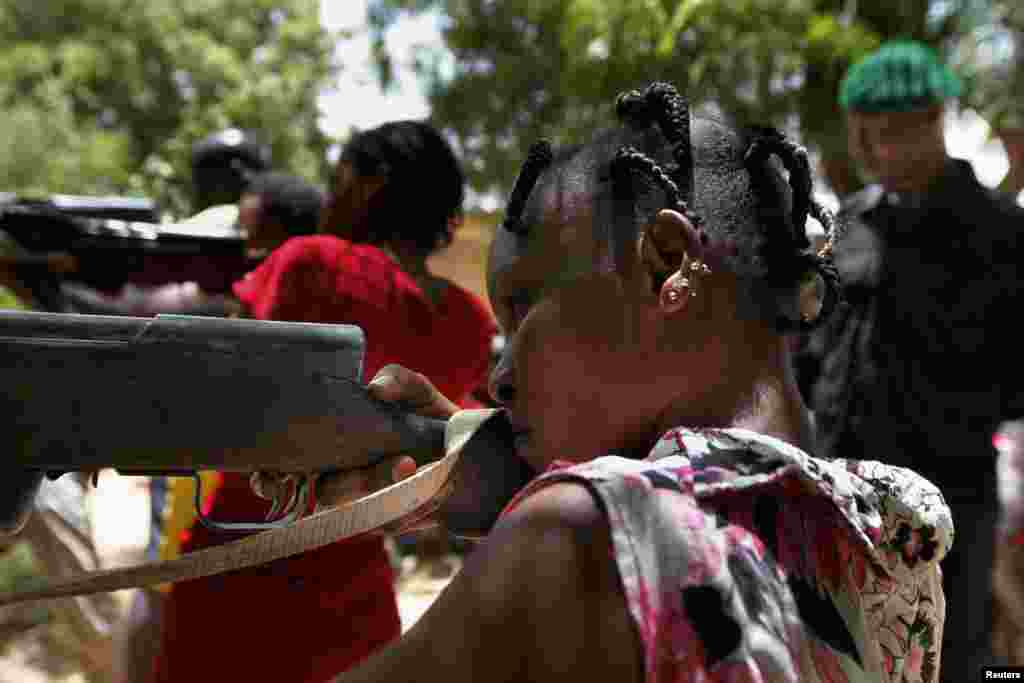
152 121 496 683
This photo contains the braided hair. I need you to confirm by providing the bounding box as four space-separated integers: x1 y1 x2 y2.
501 82 844 332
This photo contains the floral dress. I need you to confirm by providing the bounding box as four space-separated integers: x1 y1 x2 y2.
503 428 953 682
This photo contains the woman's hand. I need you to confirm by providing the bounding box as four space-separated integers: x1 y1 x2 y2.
315 365 459 509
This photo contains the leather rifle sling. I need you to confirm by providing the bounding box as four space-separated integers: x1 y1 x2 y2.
0 410 494 607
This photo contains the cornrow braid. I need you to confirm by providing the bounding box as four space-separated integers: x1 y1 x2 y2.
744 128 813 251
745 128 845 263
802 201 844 331
616 82 695 209
609 146 703 233
615 88 655 128
811 201 844 261
641 82 694 204
499 81 847 332
769 250 842 333
742 127 845 332
502 139 553 235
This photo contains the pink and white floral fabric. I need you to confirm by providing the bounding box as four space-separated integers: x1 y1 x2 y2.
503 427 953 682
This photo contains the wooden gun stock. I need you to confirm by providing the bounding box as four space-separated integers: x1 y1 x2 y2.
0 311 453 534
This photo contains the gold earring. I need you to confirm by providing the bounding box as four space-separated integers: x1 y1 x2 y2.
676 253 711 299
661 254 710 311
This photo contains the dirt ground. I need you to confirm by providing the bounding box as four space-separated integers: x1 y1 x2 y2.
428 212 496 309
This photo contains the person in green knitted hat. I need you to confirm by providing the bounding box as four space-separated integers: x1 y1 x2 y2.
798 38 1024 682
841 40 961 195
840 40 962 113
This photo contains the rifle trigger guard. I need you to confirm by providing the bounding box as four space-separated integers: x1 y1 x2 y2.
192 472 311 533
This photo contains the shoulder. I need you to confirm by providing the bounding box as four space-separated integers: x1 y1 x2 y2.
834 459 954 568
653 428 954 565
487 478 623 594
832 212 884 290
258 236 403 283
401 480 640 682
496 480 609 552
981 185 1024 232
943 159 1024 228
839 183 885 217
442 282 498 330
177 204 240 237
473 480 617 611
233 236 344 315
268 234 347 265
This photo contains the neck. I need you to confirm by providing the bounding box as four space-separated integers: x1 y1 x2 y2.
887 155 953 200
652 333 814 455
380 242 430 278
379 242 449 305
730 351 815 453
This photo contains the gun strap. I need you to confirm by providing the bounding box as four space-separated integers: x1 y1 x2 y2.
0 410 495 607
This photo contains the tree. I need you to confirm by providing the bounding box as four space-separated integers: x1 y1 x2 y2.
369 0 996 198
0 0 338 217
955 3 1024 193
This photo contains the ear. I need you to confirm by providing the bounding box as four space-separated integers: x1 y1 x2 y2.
637 209 703 313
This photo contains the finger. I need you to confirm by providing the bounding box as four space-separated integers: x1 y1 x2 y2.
316 469 372 507
367 364 459 419
364 456 409 491
250 471 289 501
392 456 417 483
316 456 416 508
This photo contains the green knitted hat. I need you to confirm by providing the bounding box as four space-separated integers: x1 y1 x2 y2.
839 40 962 112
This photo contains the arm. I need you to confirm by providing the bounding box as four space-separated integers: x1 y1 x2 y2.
338 482 642 683
57 281 242 318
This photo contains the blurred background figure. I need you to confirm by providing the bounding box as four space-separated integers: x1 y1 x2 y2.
71 170 324 319
796 40 1024 682
149 119 495 683
108 169 323 683
187 128 273 223
237 171 325 260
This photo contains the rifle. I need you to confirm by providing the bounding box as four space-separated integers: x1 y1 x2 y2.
0 310 533 604
0 195 251 308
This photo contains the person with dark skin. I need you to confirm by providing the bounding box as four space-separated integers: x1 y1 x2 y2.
236 171 323 259
151 120 496 683
318 82 952 682
798 41 1024 681
189 128 272 214
106 170 323 683
60 171 322 319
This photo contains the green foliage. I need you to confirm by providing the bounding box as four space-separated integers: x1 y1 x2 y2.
370 0 1001 197
957 4 1024 131
0 0 337 217
0 542 51 628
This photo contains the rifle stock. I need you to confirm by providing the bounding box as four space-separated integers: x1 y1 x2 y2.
0 311 451 534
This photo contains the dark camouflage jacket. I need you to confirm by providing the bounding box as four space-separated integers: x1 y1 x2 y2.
797 160 1024 484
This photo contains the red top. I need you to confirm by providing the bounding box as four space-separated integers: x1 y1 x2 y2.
153 235 497 683
233 235 496 399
